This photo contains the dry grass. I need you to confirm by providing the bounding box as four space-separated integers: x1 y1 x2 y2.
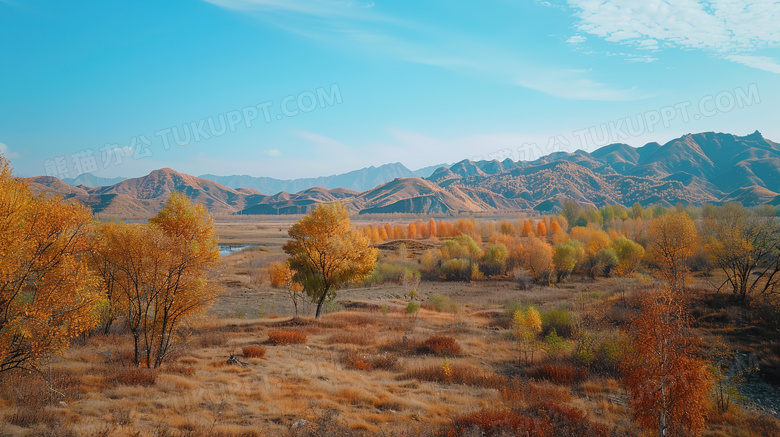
2 255 779 436
267 330 307 345
402 362 506 389
242 345 267 358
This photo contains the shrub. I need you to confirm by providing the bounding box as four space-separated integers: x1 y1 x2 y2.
513 269 533 290
420 336 462 356
423 294 458 313
343 350 397 371
452 410 543 436
537 363 589 384
267 330 307 345
541 308 577 338
366 262 421 285
403 363 506 389
441 258 472 281
242 345 267 358
107 367 158 387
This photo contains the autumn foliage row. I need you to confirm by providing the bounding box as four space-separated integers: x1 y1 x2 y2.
0 160 219 372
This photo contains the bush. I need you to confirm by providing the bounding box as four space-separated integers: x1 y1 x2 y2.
441 258 472 281
537 363 589 384
267 330 307 345
403 363 506 389
420 336 462 356
242 345 266 358
343 350 397 371
107 367 158 387
423 294 458 313
513 269 533 290
366 262 421 285
541 308 577 338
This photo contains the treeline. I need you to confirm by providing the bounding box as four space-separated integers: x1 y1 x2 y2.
360 200 780 301
0 161 218 373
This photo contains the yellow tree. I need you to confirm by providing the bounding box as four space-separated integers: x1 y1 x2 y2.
284 203 377 318
513 307 542 365
622 291 710 436
647 213 699 295
94 192 219 367
0 161 103 372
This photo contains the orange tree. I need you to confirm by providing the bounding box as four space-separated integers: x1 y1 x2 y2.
0 161 103 372
93 192 219 367
284 203 377 318
622 291 710 436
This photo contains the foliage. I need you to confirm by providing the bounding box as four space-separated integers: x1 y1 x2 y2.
541 308 577 338
553 241 583 282
480 244 508 277
441 258 472 282
703 203 780 303
423 294 458 313
541 328 566 358
93 192 219 367
647 212 699 294
284 203 378 318
622 291 711 436
0 161 103 373
365 262 420 285
268 261 304 317
611 236 645 276
513 307 543 365
522 237 553 284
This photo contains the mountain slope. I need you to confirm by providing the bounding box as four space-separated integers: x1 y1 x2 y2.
26 131 780 216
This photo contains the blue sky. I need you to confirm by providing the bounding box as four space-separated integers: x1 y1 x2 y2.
1 0 778 180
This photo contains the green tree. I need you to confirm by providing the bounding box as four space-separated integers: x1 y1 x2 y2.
284 203 378 318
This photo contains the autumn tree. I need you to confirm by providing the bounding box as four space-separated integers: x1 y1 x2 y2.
284 203 377 318
94 192 219 367
553 241 583 282
521 220 535 237
536 221 547 238
522 237 553 284
513 307 542 365
703 203 780 303
428 218 437 238
0 161 103 372
647 212 699 294
612 236 645 276
480 244 508 277
622 291 710 436
268 261 304 318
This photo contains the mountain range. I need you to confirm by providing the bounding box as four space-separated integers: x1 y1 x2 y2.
26 131 780 217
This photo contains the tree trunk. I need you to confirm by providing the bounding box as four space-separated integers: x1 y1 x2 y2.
314 286 330 319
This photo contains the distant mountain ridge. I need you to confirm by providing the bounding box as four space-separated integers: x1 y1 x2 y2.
26 131 780 216
200 162 444 193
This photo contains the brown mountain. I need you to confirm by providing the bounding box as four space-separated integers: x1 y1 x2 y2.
27 131 780 216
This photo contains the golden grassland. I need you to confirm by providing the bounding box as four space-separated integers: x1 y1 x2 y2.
1 218 779 436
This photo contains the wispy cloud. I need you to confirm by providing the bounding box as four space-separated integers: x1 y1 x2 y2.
205 0 646 101
568 0 780 73
728 54 780 74
0 143 20 159
263 148 282 157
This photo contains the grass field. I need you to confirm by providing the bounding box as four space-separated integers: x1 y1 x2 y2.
2 217 779 436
